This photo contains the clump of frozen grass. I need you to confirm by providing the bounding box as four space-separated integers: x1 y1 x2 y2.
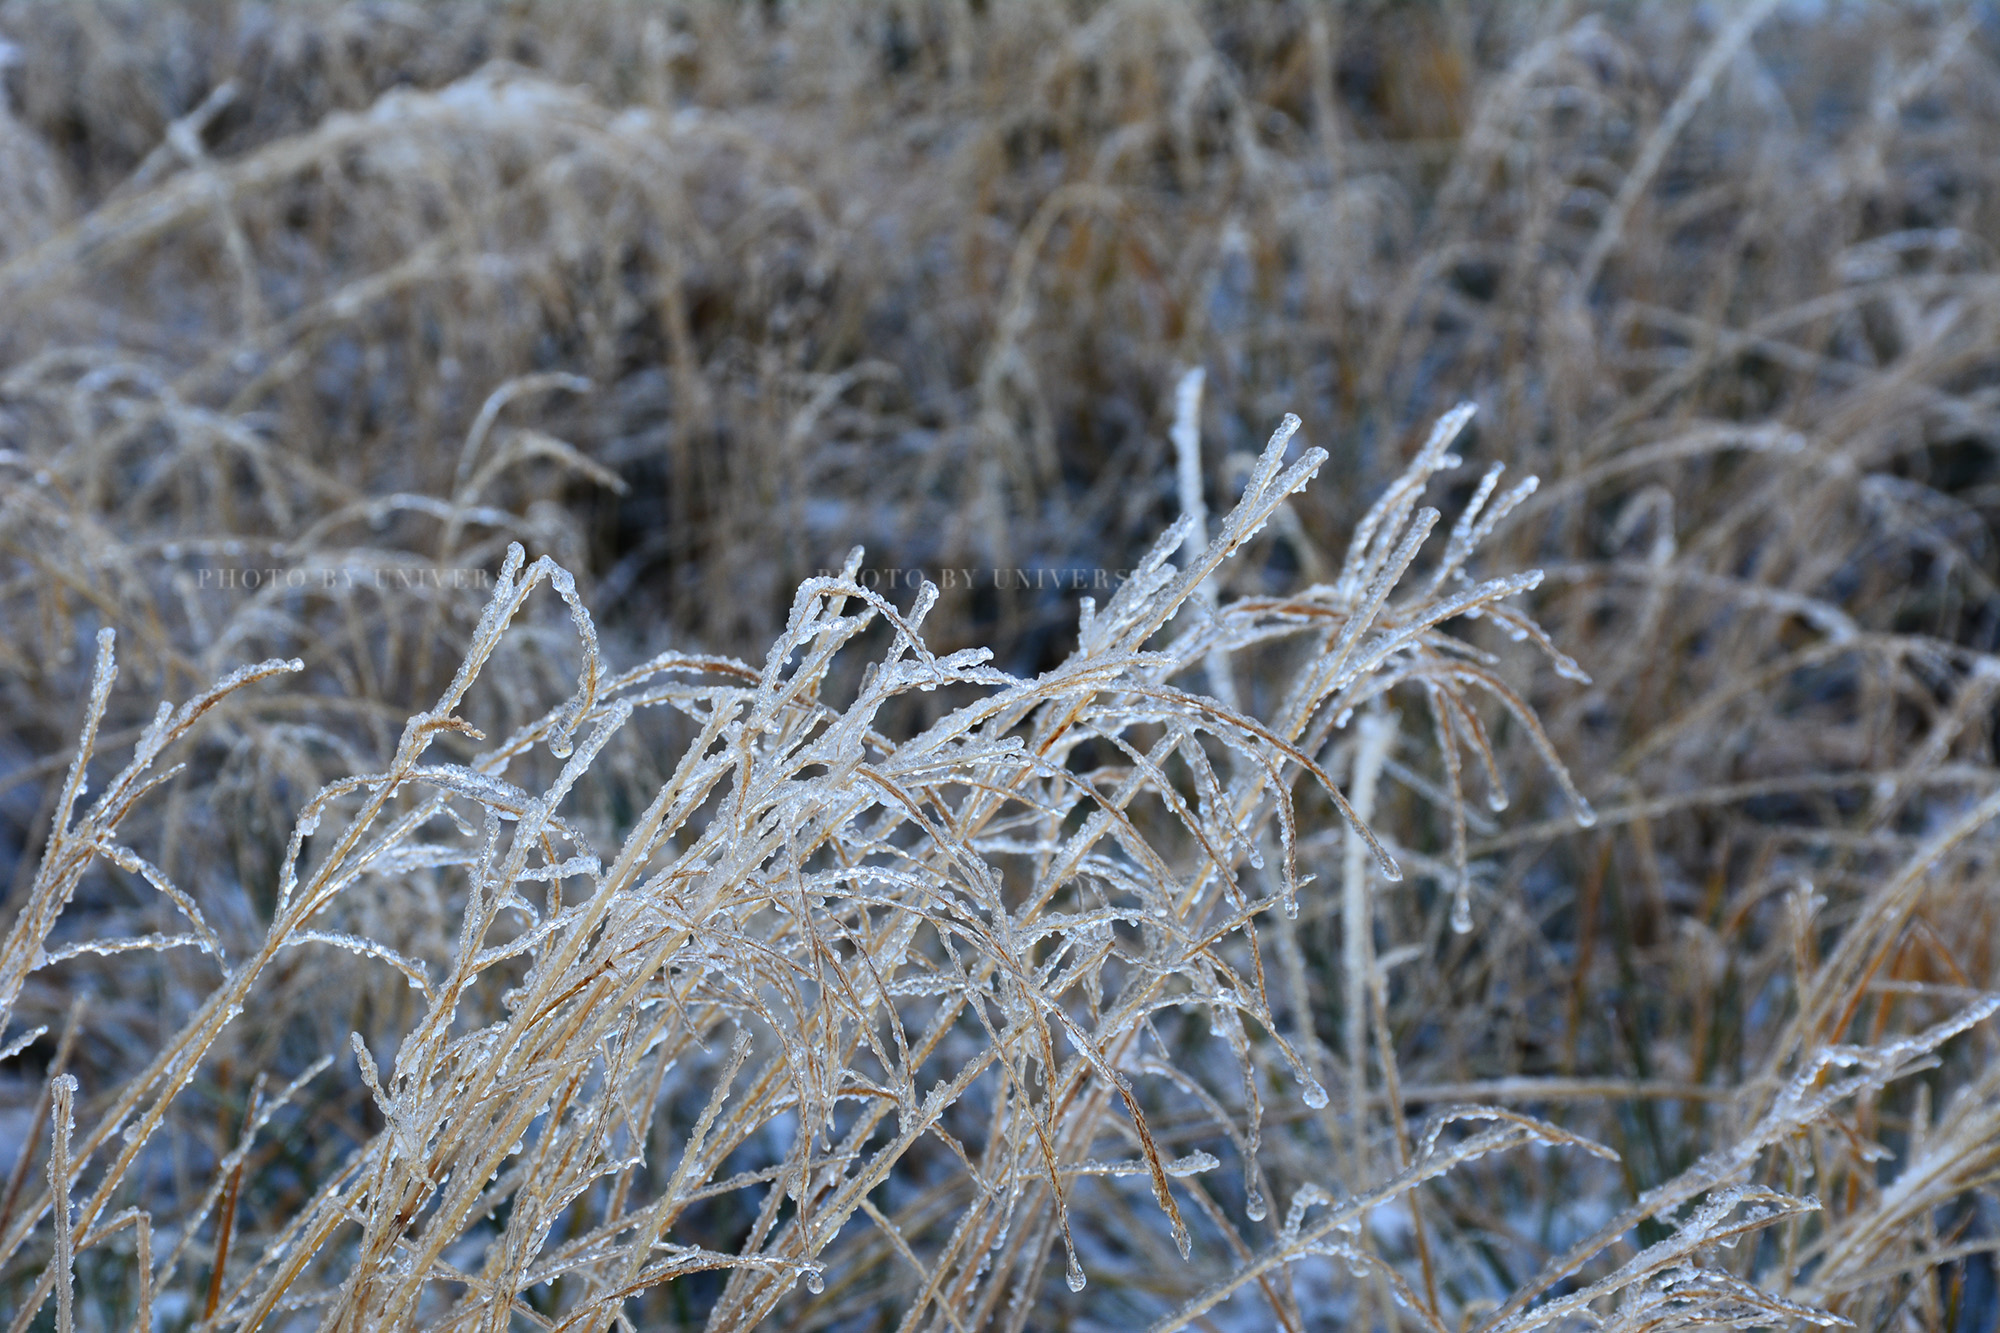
2 3 2000 1329
7 396 1987 1332
0 401 1603 1326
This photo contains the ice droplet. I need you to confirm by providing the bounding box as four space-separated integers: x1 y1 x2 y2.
1334 708 1354 729
803 1267 825 1294
1065 1254 1086 1292
1451 892 1473 934
1301 1078 1329 1110
1245 1179 1268 1222
1572 797 1598 828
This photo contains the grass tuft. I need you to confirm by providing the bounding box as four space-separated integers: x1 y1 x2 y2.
1 3 1998 1329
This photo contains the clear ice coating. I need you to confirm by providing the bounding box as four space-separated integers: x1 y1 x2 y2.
3 360 1642 1321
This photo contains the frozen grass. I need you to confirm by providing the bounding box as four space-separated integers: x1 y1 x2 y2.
0 1 1998 1330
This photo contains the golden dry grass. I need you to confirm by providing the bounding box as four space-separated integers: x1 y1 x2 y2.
0 2 1997 1330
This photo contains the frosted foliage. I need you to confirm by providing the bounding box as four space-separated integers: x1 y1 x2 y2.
0 388 1658 1329
1 7 1996 1330
2 380 1994 1333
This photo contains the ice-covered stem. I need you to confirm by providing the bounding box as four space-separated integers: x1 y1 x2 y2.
1342 707 1395 1186
1171 368 1208 565
1170 366 1238 712
48 1074 74 1333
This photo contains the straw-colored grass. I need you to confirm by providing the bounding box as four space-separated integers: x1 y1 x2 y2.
1 2 1997 1329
